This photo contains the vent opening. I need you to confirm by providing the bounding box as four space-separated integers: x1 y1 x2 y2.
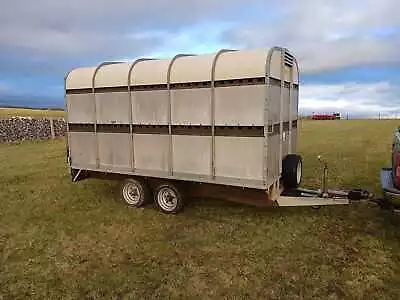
284 51 294 67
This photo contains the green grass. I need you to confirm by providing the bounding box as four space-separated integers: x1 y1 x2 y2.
1 120 400 299
0 107 65 118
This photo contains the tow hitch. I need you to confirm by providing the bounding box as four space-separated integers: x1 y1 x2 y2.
277 156 374 207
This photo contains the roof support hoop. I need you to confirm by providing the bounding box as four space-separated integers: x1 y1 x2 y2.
92 62 122 169
128 58 155 172
279 49 285 176
166 54 196 176
211 49 237 179
264 47 280 188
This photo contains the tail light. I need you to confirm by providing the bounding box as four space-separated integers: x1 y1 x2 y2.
395 153 400 186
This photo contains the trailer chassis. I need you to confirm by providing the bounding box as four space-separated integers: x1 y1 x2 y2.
69 154 377 213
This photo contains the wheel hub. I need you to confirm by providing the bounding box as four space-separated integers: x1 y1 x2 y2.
123 183 141 205
158 188 178 211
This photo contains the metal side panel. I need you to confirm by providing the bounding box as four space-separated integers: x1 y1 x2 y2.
269 84 281 124
132 90 169 125
282 131 290 157
172 135 212 175
95 92 130 124
133 134 169 172
68 132 97 167
215 136 263 181
292 87 299 120
291 127 298 154
67 94 95 124
171 89 212 125
267 134 281 181
282 85 290 122
214 85 264 126
98 133 131 171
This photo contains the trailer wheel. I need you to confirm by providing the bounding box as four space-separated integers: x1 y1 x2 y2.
154 183 184 214
120 178 149 207
282 154 302 189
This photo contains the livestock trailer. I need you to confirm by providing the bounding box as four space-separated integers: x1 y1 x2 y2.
65 47 358 214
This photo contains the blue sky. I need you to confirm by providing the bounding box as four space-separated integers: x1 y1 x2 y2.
0 0 399 117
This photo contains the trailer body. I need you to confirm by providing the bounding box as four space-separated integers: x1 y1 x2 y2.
65 47 301 209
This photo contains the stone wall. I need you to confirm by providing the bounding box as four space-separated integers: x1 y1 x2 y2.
0 117 67 143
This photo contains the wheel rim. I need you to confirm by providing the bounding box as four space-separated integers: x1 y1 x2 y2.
157 187 178 212
123 182 141 205
296 160 302 184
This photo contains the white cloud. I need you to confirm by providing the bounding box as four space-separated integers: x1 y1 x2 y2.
225 0 400 73
0 0 399 114
299 82 400 117
0 0 398 75
0 0 246 57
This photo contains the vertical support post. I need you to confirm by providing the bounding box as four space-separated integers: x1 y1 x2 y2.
211 80 216 179
93 68 100 169
167 76 173 177
288 58 294 154
278 49 285 176
64 72 71 166
128 65 135 172
92 62 121 170
167 54 194 177
293 55 300 153
49 117 55 139
211 49 235 180
263 73 270 188
211 65 216 180
264 47 277 188
127 58 153 172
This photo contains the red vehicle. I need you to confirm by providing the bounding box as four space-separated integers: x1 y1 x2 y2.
312 112 341 120
381 127 400 208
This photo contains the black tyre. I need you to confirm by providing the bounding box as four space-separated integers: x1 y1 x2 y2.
120 178 150 207
154 183 184 214
282 154 302 189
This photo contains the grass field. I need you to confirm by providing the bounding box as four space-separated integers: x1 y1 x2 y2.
0 107 65 118
1 120 400 299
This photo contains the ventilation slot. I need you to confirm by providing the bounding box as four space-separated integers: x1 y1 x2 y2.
284 51 294 67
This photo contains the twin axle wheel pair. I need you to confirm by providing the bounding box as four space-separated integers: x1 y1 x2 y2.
120 178 184 214
119 154 302 214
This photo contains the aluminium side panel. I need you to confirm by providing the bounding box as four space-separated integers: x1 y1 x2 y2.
292 85 299 151
172 135 212 176
171 88 212 125
268 82 281 124
133 134 169 175
67 93 95 124
282 84 290 124
132 90 169 125
282 84 291 157
215 136 264 181
267 133 281 184
98 132 131 172
214 85 264 126
68 131 97 169
95 92 130 124
291 126 298 157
